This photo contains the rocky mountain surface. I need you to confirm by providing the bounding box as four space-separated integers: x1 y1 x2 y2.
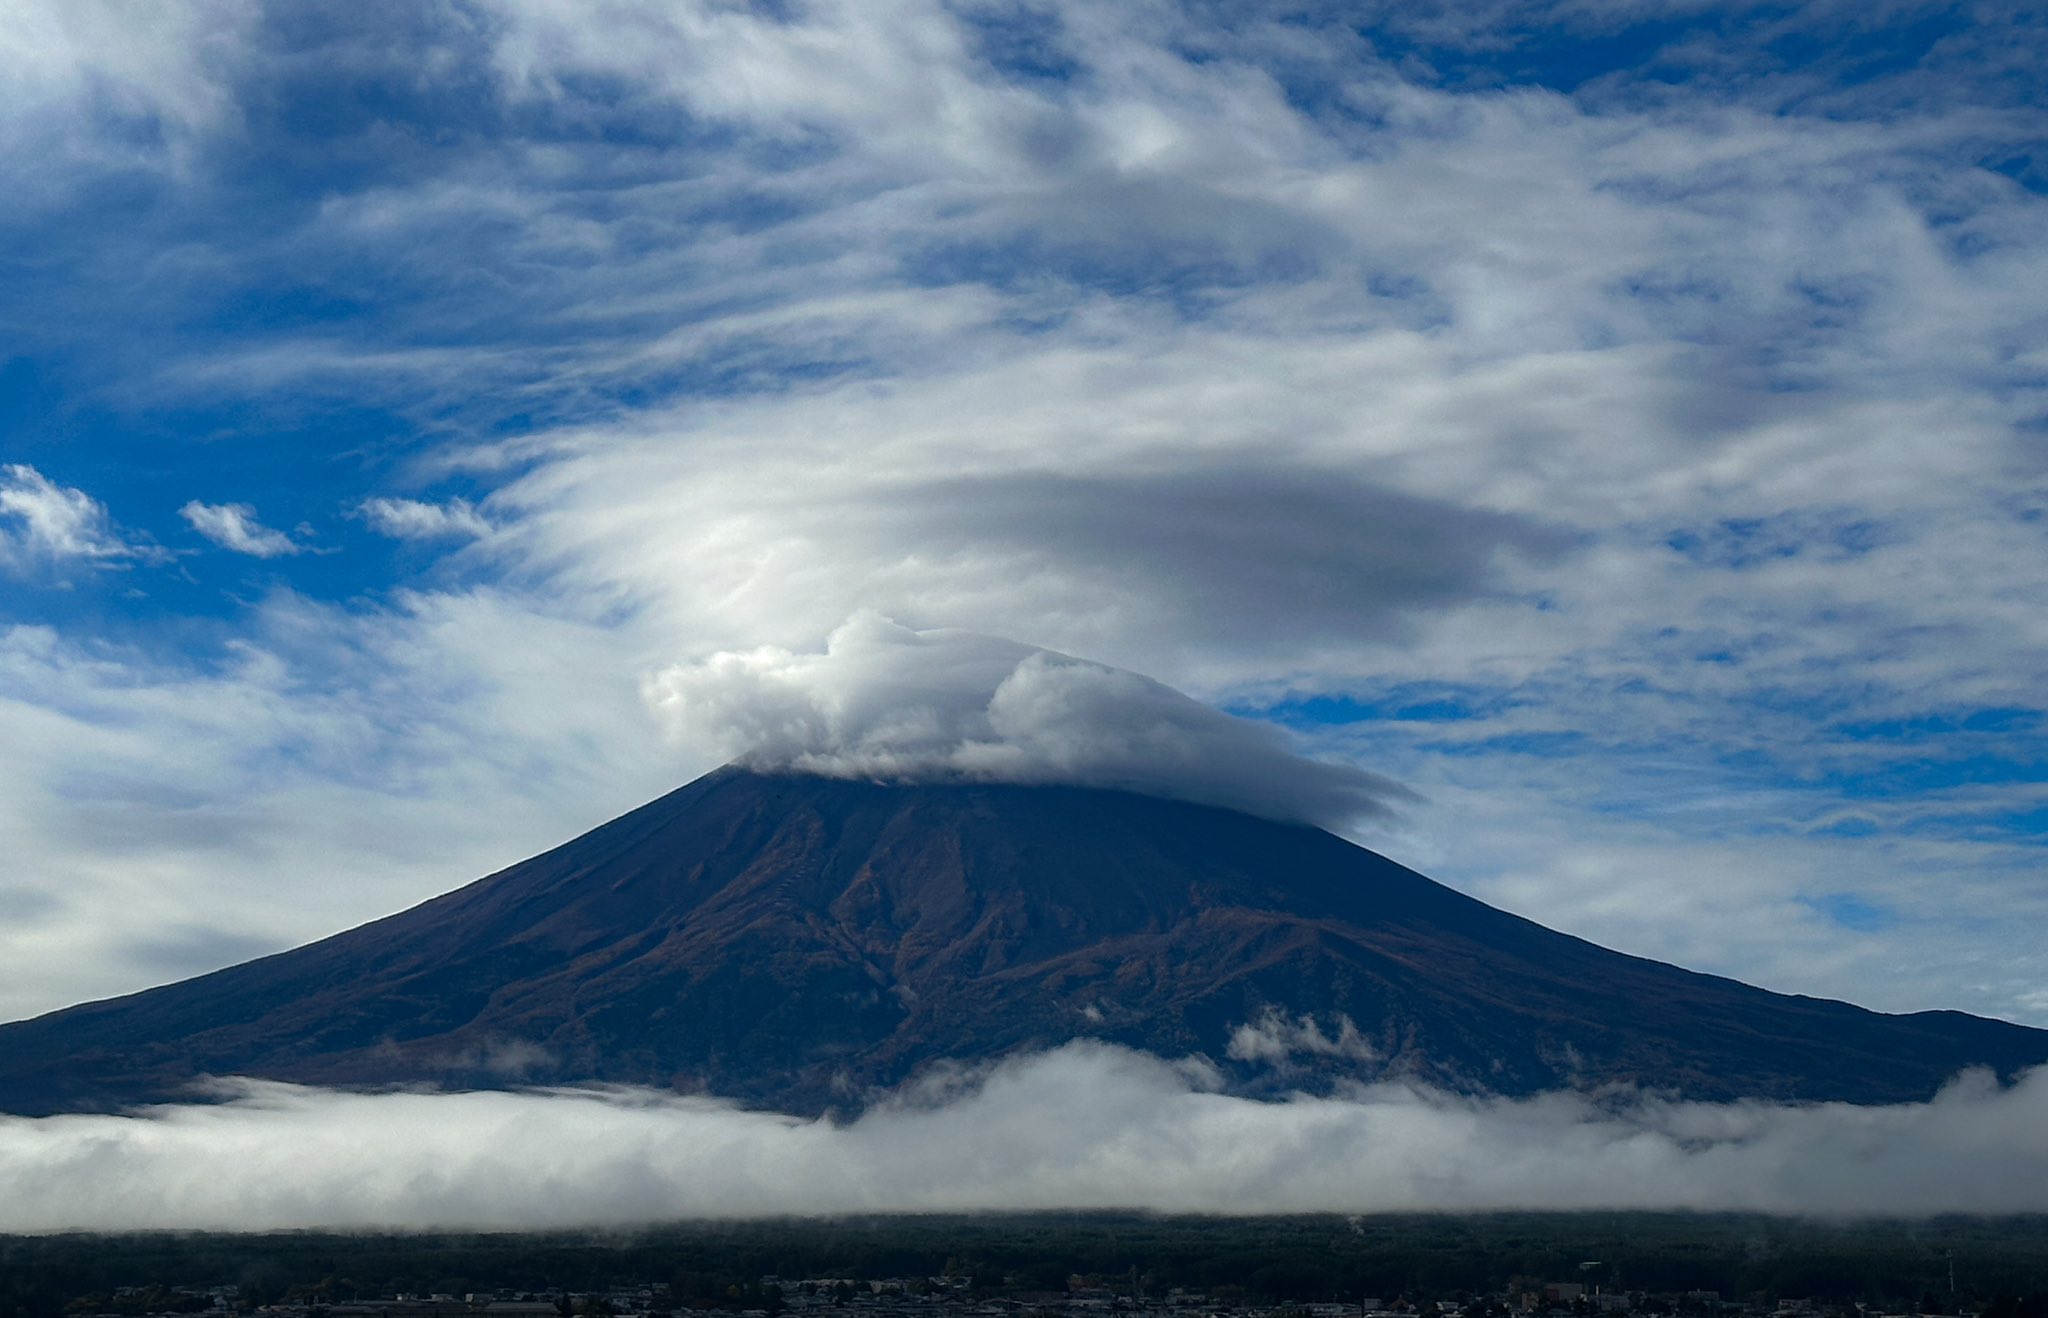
3 766 2044 1114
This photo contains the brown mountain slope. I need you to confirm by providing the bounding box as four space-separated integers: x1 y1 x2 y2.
1 766 2043 1115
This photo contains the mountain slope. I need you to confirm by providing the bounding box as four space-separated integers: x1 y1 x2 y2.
2 767 2043 1115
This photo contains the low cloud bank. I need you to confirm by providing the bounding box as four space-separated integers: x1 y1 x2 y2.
6 1043 2048 1232
644 614 1409 830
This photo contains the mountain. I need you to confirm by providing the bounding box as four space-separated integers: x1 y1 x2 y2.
2 766 2044 1116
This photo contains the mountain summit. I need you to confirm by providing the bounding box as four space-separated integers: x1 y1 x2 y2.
3 767 2043 1115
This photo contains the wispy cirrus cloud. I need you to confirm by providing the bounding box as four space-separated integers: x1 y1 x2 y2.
0 0 256 199
0 593 679 1024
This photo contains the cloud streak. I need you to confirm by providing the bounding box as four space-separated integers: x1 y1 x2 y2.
0 464 163 573
179 500 302 558
357 496 492 541
645 614 1412 830
5 1043 2048 1232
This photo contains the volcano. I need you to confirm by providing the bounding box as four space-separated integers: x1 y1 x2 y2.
2 766 2044 1116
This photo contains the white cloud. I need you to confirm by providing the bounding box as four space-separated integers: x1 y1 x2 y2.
0 595 684 1024
1228 1009 1381 1065
0 0 255 205
6 1043 2048 1231
179 500 302 558
644 613 1411 830
0 464 162 574
357 496 492 541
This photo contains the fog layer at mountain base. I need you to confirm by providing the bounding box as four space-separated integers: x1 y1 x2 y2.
5 1042 2046 1232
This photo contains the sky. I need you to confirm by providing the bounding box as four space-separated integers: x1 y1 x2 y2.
2 0 2048 1057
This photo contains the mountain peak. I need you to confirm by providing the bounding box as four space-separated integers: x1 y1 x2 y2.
2 767 2044 1116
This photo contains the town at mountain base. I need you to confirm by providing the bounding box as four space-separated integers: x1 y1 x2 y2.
2 766 2043 1116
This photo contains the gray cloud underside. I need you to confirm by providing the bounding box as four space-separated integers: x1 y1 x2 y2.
5 1044 2048 1232
880 470 1572 653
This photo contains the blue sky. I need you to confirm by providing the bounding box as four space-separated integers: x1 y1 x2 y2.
2 0 2046 1030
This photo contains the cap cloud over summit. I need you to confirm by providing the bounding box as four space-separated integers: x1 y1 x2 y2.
644 614 1411 831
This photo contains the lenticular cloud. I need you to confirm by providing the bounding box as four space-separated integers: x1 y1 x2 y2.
5 1043 2048 1232
643 613 1410 831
